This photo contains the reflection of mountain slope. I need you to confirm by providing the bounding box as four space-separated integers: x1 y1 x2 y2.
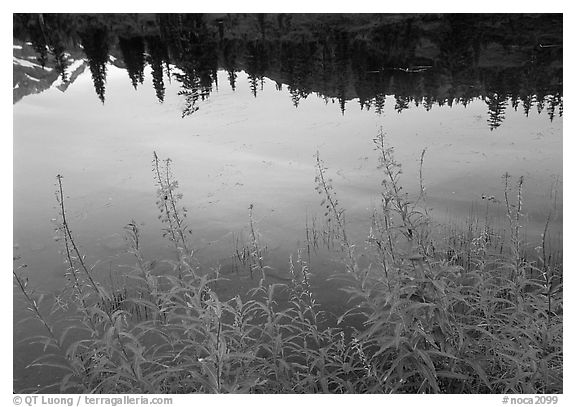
55 60 88 92
13 41 88 103
13 43 58 103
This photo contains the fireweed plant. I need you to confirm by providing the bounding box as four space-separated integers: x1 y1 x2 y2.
14 133 562 394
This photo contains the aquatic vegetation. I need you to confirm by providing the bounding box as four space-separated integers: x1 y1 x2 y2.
13 137 562 394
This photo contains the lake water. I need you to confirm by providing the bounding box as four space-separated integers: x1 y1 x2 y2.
12 13 562 390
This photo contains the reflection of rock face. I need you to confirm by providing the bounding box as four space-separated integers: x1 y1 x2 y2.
13 42 58 103
12 40 87 103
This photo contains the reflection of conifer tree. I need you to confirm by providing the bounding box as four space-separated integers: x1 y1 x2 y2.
504 73 522 113
146 36 168 103
359 98 371 111
394 95 410 113
511 96 520 112
536 94 545 115
164 59 172 83
423 95 434 112
445 91 455 108
485 92 508 130
245 41 269 98
318 41 333 98
119 36 146 89
289 86 300 107
80 28 110 104
459 97 471 108
228 70 237 91
412 75 427 107
52 43 69 83
158 13 218 116
338 94 346 115
350 40 377 106
221 40 240 91
546 96 555 122
546 93 562 122
155 16 174 82
174 62 214 117
213 69 219 91
333 32 351 115
289 87 310 108
374 93 386 115
174 69 202 117
186 44 218 95
280 41 315 107
522 94 534 117
248 74 259 97
335 60 347 114
199 68 216 93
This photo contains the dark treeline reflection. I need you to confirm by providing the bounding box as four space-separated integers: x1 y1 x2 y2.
13 13 563 129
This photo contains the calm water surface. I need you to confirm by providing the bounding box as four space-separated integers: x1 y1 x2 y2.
13 13 562 390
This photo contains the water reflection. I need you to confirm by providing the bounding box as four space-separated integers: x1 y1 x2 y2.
13 13 562 129
80 27 109 103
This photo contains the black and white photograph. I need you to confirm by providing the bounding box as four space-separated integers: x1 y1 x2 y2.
11 9 565 399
